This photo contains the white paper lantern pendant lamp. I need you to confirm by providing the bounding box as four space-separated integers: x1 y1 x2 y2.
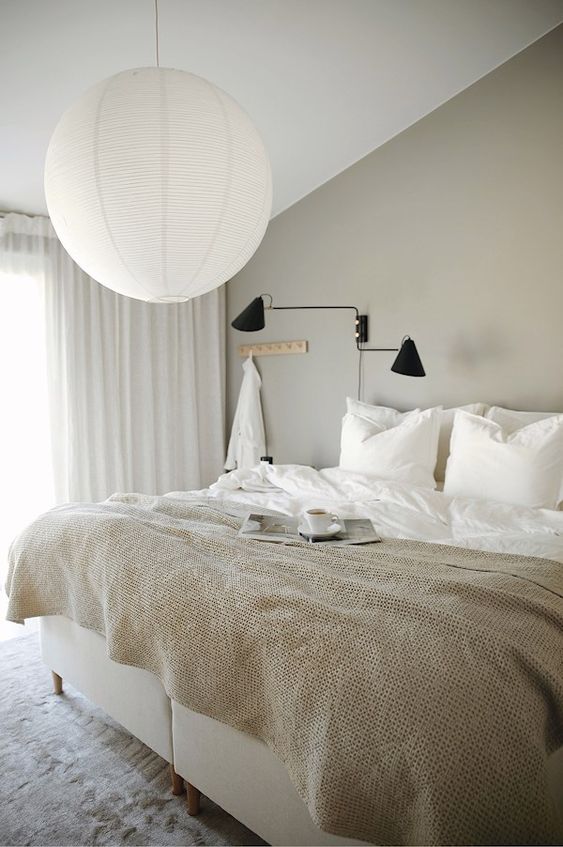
44 3 272 303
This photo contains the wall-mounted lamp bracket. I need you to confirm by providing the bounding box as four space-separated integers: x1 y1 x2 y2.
357 314 368 344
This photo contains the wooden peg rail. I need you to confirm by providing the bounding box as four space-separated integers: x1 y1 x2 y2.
238 340 308 357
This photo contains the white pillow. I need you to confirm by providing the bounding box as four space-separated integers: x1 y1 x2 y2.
435 403 487 482
486 405 563 508
486 405 560 433
444 411 563 509
339 406 442 489
346 399 488 482
345 397 420 428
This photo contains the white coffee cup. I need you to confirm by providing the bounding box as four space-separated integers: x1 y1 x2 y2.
304 508 339 534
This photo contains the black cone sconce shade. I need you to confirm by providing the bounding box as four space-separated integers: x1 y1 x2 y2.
231 296 265 331
391 337 425 377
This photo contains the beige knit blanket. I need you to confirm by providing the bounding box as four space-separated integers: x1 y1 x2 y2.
6 494 563 845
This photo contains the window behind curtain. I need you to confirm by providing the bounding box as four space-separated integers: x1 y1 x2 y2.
0 271 54 637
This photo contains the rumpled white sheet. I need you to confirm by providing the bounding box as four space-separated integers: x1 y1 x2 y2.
167 464 563 563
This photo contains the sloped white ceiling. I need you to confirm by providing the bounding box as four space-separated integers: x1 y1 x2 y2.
1 0 562 217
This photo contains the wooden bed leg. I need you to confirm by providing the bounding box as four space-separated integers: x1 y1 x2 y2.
170 764 184 796
51 671 63 695
186 782 201 816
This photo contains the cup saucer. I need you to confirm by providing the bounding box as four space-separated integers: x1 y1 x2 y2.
298 522 342 541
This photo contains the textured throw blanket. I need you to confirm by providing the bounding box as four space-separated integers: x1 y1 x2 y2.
6 494 563 845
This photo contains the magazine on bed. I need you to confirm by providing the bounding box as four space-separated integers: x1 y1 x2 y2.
239 513 381 545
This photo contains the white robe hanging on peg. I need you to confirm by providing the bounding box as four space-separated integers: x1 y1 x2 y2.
225 353 266 470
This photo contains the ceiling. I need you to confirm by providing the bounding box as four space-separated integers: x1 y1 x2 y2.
1 0 562 218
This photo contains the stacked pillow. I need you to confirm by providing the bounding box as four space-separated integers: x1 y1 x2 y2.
341 399 487 489
444 407 563 510
339 399 563 510
486 405 560 433
340 399 442 489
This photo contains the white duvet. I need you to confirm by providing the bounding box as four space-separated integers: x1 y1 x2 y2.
168 464 563 563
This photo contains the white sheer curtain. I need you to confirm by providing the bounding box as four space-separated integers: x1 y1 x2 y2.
0 212 226 504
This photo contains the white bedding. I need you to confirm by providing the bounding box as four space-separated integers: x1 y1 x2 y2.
168 464 563 563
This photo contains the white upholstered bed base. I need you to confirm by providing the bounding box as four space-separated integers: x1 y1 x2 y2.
172 702 364 846
40 615 364 846
40 616 174 763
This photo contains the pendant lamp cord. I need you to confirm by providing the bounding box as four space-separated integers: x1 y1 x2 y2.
154 0 160 67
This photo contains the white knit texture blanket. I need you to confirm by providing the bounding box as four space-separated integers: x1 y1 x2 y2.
6 494 563 845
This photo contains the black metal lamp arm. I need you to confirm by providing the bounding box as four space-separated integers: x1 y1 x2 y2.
272 305 359 316
263 297 398 352
358 344 399 351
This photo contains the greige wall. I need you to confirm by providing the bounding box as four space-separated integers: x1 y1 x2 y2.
226 25 563 469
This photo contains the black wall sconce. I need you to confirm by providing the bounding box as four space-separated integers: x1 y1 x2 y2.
231 294 426 377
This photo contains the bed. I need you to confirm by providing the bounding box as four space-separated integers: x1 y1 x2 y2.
6 404 563 845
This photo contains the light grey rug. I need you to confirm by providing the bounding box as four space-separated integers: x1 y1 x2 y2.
0 633 265 846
